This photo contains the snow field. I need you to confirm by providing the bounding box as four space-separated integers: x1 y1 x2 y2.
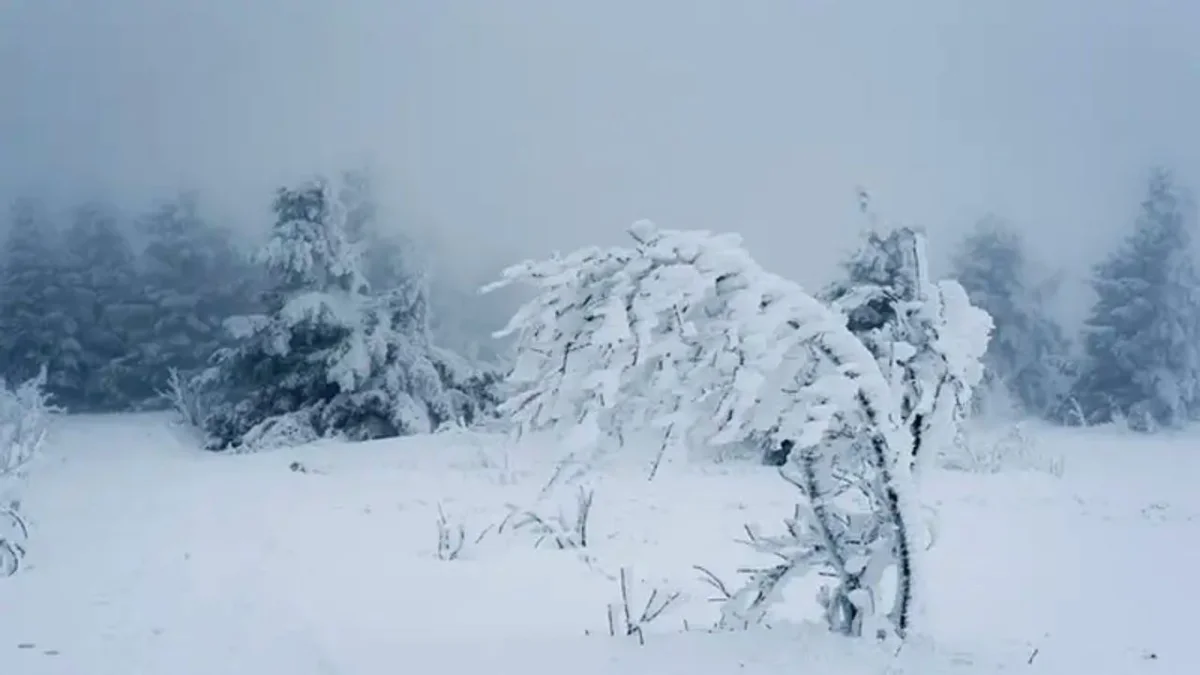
1 413 1196 673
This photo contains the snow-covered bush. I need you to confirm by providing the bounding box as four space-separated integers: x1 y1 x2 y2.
943 423 1065 477
488 221 990 638
0 368 55 577
0 369 53 479
194 177 499 451
160 367 212 429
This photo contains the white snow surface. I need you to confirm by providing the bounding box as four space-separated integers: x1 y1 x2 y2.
1 413 1197 674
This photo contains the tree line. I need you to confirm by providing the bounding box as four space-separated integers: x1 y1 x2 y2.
3 165 1198 435
0 172 501 449
0 191 261 411
950 167 1200 431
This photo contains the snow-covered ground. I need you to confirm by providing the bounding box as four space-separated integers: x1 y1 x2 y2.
1 413 1196 674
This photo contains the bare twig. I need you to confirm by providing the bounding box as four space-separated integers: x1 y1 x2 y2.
435 504 466 560
647 424 674 481
0 502 29 577
608 567 682 645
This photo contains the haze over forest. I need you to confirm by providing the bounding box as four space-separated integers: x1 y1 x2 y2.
3 0 1200 316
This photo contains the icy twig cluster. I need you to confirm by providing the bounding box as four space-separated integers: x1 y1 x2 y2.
501 486 594 550
606 567 682 645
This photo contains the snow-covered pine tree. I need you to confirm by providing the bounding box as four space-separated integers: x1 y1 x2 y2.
822 224 992 474
57 201 149 411
950 217 1074 419
487 221 990 638
199 177 373 447
0 198 83 403
134 192 262 402
335 168 427 294
331 168 503 423
197 177 495 450
337 168 505 410
1075 168 1200 429
336 167 512 368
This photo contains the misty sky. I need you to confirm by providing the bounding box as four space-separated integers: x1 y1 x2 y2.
3 0 1199 303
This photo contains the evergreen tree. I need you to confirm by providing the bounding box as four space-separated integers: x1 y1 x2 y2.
950 217 1074 419
197 177 496 450
134 192 261 401
0 198 82 402
57 201 148 410
1076 168 1200 429
334 168 507 389
334 167 510 366
335 167 422 292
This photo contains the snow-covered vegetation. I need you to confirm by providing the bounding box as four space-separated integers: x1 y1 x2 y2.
0 369 54 577
193 177 499 450
2 166 1199 672
485 218 990 638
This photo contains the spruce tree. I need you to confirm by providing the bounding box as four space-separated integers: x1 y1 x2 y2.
197 177 496 450
0 198 82 402
951 217 1073 419
135 192 261 400
1076 168 1200 429
58 201 147 410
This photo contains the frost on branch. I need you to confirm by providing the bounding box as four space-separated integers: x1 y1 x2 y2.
489 220 931 638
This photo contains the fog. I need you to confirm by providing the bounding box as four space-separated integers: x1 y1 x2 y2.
3 0 1199 302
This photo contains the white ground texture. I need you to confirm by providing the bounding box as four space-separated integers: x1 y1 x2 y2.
2 413 1197 674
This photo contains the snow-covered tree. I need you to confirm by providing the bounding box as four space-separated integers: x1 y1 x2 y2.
335 168 427 294
57 201 148 410
133 192 262 400
197 177 496 450
0 199 83 403
1075 168 1200 429
950 218 1074 419
330 169 504 428
335 167 511 367
487 221 989 638
823 225 992 472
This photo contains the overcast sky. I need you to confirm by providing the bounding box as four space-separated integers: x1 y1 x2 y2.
3 0 1199 304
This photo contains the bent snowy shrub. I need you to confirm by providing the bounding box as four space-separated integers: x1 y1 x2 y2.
487 221 993 638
